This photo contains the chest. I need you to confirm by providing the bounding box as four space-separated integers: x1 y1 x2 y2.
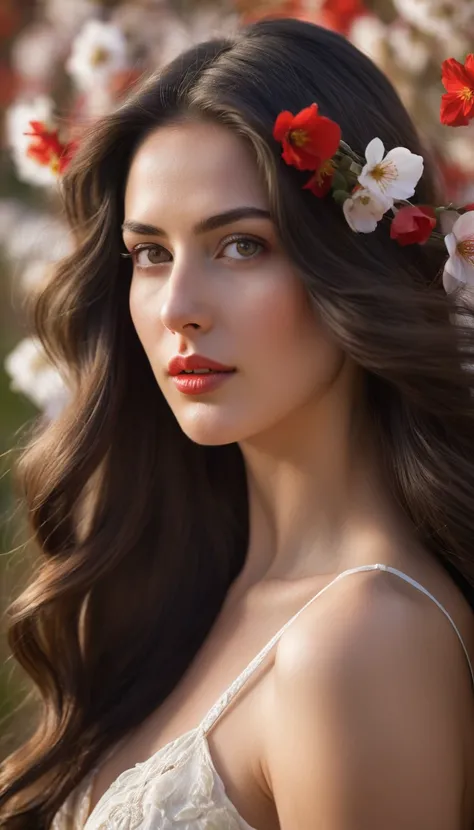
85 582 312 829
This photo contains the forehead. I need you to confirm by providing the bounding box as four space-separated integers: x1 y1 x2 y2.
124 119 269 222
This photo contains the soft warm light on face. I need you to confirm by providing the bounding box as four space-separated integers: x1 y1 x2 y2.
123 119 346 447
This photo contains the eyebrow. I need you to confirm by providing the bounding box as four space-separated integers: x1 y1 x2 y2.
121 207 272 238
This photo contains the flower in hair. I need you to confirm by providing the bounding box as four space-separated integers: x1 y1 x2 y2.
440 54 474 127
342 186 388 233
303 159 336 197
390 205 437 246
273 102 341 171
358 137 424 206
271 51 474 299
443 211 474 293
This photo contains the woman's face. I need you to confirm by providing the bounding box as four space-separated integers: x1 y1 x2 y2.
123 119 346 446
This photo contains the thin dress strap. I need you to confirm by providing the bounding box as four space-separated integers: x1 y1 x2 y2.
199 562 474 736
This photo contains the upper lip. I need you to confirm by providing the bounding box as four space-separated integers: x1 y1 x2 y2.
168 354 236 376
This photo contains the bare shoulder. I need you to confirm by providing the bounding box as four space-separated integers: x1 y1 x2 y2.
261 567 473 830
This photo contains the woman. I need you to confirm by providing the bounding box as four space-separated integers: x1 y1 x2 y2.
1 15 474 830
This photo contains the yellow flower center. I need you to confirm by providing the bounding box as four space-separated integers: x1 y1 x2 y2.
50 155 60 175
459 86 473 102
289 128 308 147
90 46 111 67
457 238 474 265
369 160 397 189
315 159 335 183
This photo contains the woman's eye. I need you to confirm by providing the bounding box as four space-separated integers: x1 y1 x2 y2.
221 238 264 260
133 245 171 268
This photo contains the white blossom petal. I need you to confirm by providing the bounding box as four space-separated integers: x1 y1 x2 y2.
342 188 390 233
4 337 70 418
358 139 424 204
66 20 129 92
364 137 385 168
443 211 474 292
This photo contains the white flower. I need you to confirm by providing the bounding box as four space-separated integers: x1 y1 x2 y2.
443 211 474 293
392 0 474 40
43 0 97 34
387 22 430 75
4 337 70 419
11 23 65 85
6 96 60 187
348 15 388 66
342 187 390 233
66 19 129 92
358 137 424 206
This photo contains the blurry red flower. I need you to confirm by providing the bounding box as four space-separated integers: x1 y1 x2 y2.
23 121 78 176
440 54 474 127
321 0 367 35
303 159 335 197
273 103 341 171
236 0 305 23
390 205 437 246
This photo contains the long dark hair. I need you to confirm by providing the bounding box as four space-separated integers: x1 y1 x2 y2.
1 17 474 827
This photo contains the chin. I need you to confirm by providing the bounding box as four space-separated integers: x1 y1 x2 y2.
176 414 243 447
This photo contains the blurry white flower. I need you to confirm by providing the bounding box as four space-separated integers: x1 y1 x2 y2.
66 19 129 92
3 212 72 264
342 187 389 233
6 96 61 186
4 337 70 419
358 137 424 205
19 260 55 294
42 0 98 35
11 23 65 87
386 22 430 75
444 211 474 293
348 15 388 66
392 0 474 40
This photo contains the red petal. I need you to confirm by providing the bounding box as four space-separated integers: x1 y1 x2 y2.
390 206 436 245
303 164 334 197
441 57 473 92
464 53 474 84
291 103 341 162
273 111 294 142
440 92 471 127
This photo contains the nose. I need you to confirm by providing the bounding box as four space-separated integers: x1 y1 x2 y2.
159 260 213 335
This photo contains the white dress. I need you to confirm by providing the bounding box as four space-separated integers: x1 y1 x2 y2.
52 563 474 830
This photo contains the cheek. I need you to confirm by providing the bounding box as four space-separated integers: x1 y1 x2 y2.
244 274 341 388
129 279 157 353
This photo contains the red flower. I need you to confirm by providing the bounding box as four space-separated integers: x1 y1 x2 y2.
23 121 78 175
273 103 341 171
390 205 437 246
321 0 367 36
440 54 474 127
303 159 335 197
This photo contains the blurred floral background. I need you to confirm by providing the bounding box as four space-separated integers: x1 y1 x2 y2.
1 0 473 757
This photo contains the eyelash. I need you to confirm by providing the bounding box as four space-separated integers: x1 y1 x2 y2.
120 234 267 270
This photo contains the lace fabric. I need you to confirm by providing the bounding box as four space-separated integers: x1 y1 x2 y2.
52 726 257 830
52 563 474 829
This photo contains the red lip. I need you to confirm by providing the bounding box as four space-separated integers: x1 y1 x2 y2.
168 354 236 376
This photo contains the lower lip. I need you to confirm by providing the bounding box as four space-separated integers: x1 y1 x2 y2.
171 371 236 395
